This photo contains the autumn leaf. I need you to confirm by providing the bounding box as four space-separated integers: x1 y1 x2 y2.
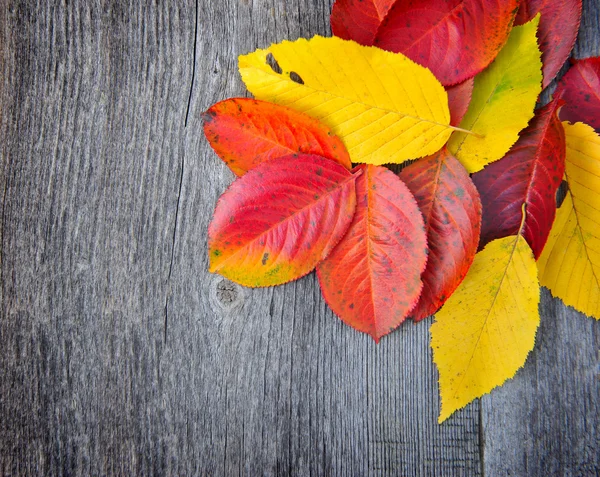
537 122 600 319
556 57 600 132
208 154 358 287
239 36 460 165
515 0 582 89
400 147 481 321
203 98 351 176
471 99 565 258
330 0 395 46
431 232 540 422
448 16 543 173
334 0 520 86
317 164 427 342
447 79 474 127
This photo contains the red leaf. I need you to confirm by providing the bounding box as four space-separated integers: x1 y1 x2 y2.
317 164 427 342
556 57 600 132
400 147 481 321
447 78 474 126
471 99 566 259
515 0 581 89
209 154 358 287
203 98 352 176
330 0 396 46
331 0 520 86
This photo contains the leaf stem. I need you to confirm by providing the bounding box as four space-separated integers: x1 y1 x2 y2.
518 203 527 235
450 125 484 138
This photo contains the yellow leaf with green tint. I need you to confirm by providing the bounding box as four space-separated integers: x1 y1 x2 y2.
239 36 455 165
448 16 542 173
431 234 540 422
537 122 600 319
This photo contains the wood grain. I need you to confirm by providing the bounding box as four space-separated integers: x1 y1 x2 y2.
0 0 597 475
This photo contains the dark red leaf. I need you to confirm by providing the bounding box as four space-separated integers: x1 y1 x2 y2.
515 0 582 89
400 147 481 321
471 99 566 259
203 98 351 176
317 164 427 342
332 0 520 86
447 78 474 126
209 154 358 287
556 57 600 131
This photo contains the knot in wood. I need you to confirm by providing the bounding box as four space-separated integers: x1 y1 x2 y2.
208 276 245 315
215 279 240 306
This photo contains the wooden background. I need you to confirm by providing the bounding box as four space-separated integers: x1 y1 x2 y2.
1 1 599 475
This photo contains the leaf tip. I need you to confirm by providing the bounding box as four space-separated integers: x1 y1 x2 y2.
202 108 216 122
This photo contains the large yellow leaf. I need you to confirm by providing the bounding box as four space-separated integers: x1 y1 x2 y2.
238 36 454 165
431 234 540 422
448 16 542 173
537 122 600 319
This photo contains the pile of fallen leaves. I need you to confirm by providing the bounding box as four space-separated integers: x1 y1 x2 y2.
202 0 599 422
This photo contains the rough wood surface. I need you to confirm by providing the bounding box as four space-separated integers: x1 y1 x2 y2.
0 1 598 475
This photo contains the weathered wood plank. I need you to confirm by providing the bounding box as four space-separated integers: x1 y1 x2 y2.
0 2 193 475
482 291 600 476
0 0 597 475
481 1 600 475
0 1 481 475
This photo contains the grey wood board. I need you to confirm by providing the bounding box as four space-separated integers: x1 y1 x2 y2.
0 1 597 476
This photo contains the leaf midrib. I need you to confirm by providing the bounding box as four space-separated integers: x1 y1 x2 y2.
449 232 525 403
243 63 458 133
212 172 359 272
565 168 600 293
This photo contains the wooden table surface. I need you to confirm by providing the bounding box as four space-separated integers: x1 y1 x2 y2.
1 1 599 475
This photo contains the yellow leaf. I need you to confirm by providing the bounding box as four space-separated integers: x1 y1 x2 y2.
431 234 540 422
537 122 600 319
238 36 453 165
448 16 542 173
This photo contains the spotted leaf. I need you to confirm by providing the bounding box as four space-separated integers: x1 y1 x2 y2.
209 154 358 287
400 147 481 321
317 164 427 342
203 98 351 176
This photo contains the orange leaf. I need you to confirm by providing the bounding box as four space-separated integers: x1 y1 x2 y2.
317 164 427 342
203 98 351 176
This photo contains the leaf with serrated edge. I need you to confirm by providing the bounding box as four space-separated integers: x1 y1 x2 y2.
239 36 457 166
203 98 351 176
208 154 358 287
432 232 540 422
472 99 565 258
400 148 481 321
556 57 600 132
447 79 474 127
448 16 542 173
358 0 519 86
317 164 427 342
537 122 600 319
515 0 582 89
330 0 396 46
